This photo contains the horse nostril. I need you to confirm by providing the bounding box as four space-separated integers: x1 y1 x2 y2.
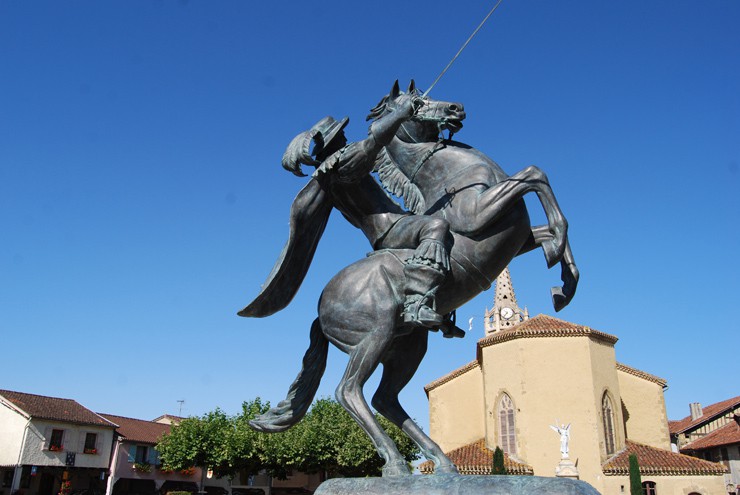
449 104 458 111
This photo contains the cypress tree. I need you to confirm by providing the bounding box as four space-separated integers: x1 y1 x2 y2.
628 454 642 495
492 446 507 475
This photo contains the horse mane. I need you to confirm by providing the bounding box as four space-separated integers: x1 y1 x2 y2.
366 92 426 215
366 94 390 122
374 147 426 215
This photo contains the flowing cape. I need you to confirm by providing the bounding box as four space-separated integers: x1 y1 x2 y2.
238 178 332 317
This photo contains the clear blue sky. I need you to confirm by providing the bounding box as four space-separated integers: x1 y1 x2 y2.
1 1 738 434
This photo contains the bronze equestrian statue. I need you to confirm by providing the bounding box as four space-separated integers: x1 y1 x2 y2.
240 80 578 477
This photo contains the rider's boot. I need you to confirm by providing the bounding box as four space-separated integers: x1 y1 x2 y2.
402 240 449 328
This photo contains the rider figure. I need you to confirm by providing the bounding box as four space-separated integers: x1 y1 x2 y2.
282 95 451 329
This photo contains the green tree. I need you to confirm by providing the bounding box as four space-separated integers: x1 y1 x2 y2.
261 398 420 478
157 399 270 479
628 453 642 495
157 397 420 480
491 446 506 475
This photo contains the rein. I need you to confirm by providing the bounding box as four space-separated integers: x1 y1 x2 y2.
398 113 450 182
408 137 446 183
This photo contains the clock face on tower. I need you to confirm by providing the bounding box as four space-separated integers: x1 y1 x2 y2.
501 307 514 320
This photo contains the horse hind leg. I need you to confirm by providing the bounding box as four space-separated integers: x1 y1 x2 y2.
371 330 458 475
335 328 411 477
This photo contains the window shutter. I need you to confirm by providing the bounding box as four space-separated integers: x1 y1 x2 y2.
148 448 158 465
79 433 87 453
127 445 136 463
42 427 52 450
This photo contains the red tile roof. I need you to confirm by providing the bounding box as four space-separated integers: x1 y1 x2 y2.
681 419 740 450
99 413 171 445
478 314 619 351
602 441 728 476
0 389 116 428
418 439 533 475
669 396 740 434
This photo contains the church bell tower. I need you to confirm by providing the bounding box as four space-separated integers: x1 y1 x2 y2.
484 266 528 335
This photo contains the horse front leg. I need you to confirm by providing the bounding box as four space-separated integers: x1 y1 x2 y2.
517 228 579 311
461 166 568 268
551 239 579 311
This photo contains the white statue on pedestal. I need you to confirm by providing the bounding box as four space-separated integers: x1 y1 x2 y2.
550 422 571 459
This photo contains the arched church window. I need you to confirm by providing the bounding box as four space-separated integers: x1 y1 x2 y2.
498 393 517 456
602 392 616 455
641 481 657 494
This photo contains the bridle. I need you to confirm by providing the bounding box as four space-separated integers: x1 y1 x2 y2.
391 98 457 181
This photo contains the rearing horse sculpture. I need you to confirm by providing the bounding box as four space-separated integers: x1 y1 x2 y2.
241 81 578 477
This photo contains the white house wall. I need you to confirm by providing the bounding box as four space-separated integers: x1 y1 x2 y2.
20 420 114 469
0 402 28 466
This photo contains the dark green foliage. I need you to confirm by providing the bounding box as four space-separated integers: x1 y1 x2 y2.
156 397 420 479
628 454 642 495
491 446 507 475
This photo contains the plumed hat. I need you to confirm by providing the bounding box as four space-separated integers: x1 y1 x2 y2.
282 116 349 177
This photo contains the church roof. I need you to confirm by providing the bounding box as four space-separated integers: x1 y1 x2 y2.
418 439 533 475
615 362 667 388
669 395 740 434
0 389 116 428
478 314 618 349
424 360 479 394
681 418 740 451
602 441 728 476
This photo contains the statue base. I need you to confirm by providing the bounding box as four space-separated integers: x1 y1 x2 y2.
555 458 579 479
314 473 600 494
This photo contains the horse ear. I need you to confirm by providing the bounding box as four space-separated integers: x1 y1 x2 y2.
408 80 416 93
390 80 400 98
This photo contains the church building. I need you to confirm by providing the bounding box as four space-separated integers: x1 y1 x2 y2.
421 268 728 495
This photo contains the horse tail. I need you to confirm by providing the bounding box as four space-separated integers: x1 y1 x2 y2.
249 318 328 432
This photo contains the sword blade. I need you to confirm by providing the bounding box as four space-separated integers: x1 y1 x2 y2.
422 0 505 98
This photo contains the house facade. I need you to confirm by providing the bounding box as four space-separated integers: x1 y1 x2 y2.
421 268 729 495
0 390 116 495
98 414 206 495
670 397 740 494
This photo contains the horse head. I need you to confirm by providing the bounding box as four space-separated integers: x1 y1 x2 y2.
367 80 466 143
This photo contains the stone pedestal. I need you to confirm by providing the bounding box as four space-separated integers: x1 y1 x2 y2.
314 473 600 494
555 458 579 479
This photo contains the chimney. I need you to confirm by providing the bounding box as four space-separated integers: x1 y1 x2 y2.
689 402 703 420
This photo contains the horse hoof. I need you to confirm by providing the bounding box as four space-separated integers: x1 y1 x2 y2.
382 461 411 477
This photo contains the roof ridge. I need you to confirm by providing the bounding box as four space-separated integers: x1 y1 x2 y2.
0 389 76 402
99 412 158 423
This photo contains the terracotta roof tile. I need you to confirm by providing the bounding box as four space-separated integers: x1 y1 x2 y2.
668 396 740 434
477 314 618 350
424 360 479 394
602 441 728 476
681 419 740 450
0 389 116 428
418 439 533 475
99 413 171 445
